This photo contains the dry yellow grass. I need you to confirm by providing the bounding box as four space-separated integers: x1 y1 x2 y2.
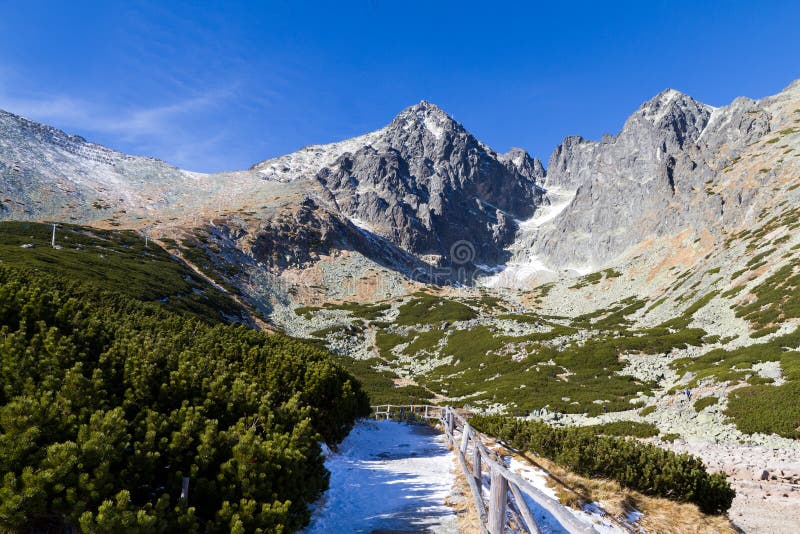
444 449 483 533
513 451 739 534
446 431 740 533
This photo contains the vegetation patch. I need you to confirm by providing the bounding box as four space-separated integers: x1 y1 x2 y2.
725 382 800 438
733 260 800 329
395 293 478 325
402 328 446 356
496 312 543 324
584 421 659 438
671 327 800 436
325 301 390 320
375 331 407 359
694 396 719 412
573 297 646 329
0 221 245 323
330 356 432 405
423 325 656 415
570 268 622 289
0 264 369 532
639 405 657 417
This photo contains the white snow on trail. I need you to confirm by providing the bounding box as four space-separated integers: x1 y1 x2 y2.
302 420 459 534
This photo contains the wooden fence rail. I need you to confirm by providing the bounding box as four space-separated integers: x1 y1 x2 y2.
440 406 597 534
371 405 597 534
370 404 442 422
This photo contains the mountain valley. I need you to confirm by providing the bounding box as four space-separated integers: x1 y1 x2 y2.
3 79 800 532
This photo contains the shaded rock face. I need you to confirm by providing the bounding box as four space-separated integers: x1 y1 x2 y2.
243 198 432 277
531 89 774 270
699 97 771 152
314 102 545 265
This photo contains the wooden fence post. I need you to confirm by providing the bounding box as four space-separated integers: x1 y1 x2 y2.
488 466 508 534
460 422 471 455
510 482 541 534
472 442 482 491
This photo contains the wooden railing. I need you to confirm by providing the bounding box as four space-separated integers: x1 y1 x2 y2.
370 404 442 422
439 406 597 534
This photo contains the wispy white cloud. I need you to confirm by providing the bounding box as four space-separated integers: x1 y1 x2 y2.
0 83 240 171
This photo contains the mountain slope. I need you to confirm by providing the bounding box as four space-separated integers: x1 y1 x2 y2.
2 81 800 317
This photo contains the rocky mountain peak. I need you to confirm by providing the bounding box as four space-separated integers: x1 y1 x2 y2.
783 78 800 93
628 89 712 144
637 88 696 118
387 100 463 141
501 148 545 184
309 101 546 266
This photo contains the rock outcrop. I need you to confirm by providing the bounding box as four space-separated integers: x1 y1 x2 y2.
510 85 789 273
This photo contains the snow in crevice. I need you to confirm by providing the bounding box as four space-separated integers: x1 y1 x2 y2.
302 420 458 534
641 89 682 124
348 217 374 232
424 115 446 140
517 187 576 229
482 187 577 288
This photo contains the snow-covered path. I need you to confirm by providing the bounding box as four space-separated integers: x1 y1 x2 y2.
302 419 459 534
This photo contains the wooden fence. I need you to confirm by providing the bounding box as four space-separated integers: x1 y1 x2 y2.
372 405 597 534
370 404 443 422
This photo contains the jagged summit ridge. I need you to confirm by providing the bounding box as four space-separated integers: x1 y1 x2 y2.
500 80 795 283
311 100 545 265
250 100 460 183
248 99 547 265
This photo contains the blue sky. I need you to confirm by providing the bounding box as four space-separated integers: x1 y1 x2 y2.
1 1 798 172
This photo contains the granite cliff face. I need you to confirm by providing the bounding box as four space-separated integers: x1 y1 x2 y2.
493 82 795 282
525 89 723 270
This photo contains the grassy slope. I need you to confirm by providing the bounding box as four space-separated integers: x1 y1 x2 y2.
295 199 800 439
0 221 247 323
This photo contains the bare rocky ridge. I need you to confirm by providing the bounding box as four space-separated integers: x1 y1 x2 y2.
3 82 798 289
